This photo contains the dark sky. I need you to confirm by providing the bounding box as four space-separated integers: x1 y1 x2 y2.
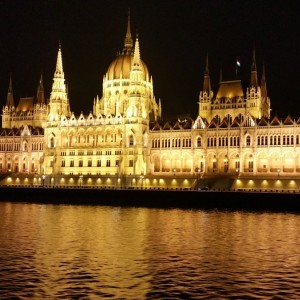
0 0 299 120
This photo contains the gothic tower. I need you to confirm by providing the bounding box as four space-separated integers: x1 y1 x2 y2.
48 45 71 123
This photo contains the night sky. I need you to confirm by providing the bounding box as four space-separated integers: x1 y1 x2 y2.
0 0 299 120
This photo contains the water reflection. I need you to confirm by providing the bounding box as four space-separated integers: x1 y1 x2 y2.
0 202 300 299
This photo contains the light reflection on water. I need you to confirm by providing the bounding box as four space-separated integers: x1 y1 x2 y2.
0 201 300 299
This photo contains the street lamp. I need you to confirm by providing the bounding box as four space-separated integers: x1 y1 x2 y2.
173 169 176 176
277 168 280 177
42 174 45 187
79 175 83 187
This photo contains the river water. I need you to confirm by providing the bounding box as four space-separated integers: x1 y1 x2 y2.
0 201 300 299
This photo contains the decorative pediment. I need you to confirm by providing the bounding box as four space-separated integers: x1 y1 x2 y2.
21 125 31 136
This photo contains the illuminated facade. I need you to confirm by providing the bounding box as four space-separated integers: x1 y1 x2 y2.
1 14 300 185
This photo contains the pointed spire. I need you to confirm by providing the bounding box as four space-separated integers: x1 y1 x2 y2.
261 63 267 98
203 54 211 93
36 73 45 104
133 35 141 67
123 8 133 53
250 48 258 87
55 43 64 77
49 44 70 118
6 73 14 107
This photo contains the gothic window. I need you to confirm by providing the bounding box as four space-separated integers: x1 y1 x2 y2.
129 160 133 167
197 137 201 147
129 135 134 146
246 136 251 146
106 160 110 167
23 141 28 151
61 160 65 167
50 137 55 148
249 161 254 172
88 160 92 167
97 160 101 167
224 160 228 172
79 160 83 167
70 160 74 167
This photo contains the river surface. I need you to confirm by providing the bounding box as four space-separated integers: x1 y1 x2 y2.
0 201 300 299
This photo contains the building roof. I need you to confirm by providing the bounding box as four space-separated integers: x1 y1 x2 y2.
216 80 244 99
16 97 34 112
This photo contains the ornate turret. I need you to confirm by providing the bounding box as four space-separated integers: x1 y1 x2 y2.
198 54 213 119
130 35 142 81
48 44 71 122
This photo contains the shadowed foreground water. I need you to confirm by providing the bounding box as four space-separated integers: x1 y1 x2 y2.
0 201 300 299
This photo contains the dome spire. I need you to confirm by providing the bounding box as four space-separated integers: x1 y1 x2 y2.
123 8 133 53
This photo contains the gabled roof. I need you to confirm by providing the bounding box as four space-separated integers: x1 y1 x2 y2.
270 115 281 126
172 121 182 130
208 118 218 128
231 116 241 127
219 118 228 128
256 116 268 126
162 122 172 130
150 122 161 131
283 115 294 125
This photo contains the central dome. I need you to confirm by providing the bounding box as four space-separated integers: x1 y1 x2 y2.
107 53 149 80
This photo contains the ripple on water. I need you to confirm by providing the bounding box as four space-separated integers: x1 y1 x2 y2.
0 203 300 299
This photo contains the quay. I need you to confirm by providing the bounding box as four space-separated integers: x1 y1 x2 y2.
1 183 300 213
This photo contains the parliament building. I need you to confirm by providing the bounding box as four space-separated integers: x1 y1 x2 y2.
1 15 300 190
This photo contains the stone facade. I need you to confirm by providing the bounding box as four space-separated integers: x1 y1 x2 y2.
1 14 300 184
